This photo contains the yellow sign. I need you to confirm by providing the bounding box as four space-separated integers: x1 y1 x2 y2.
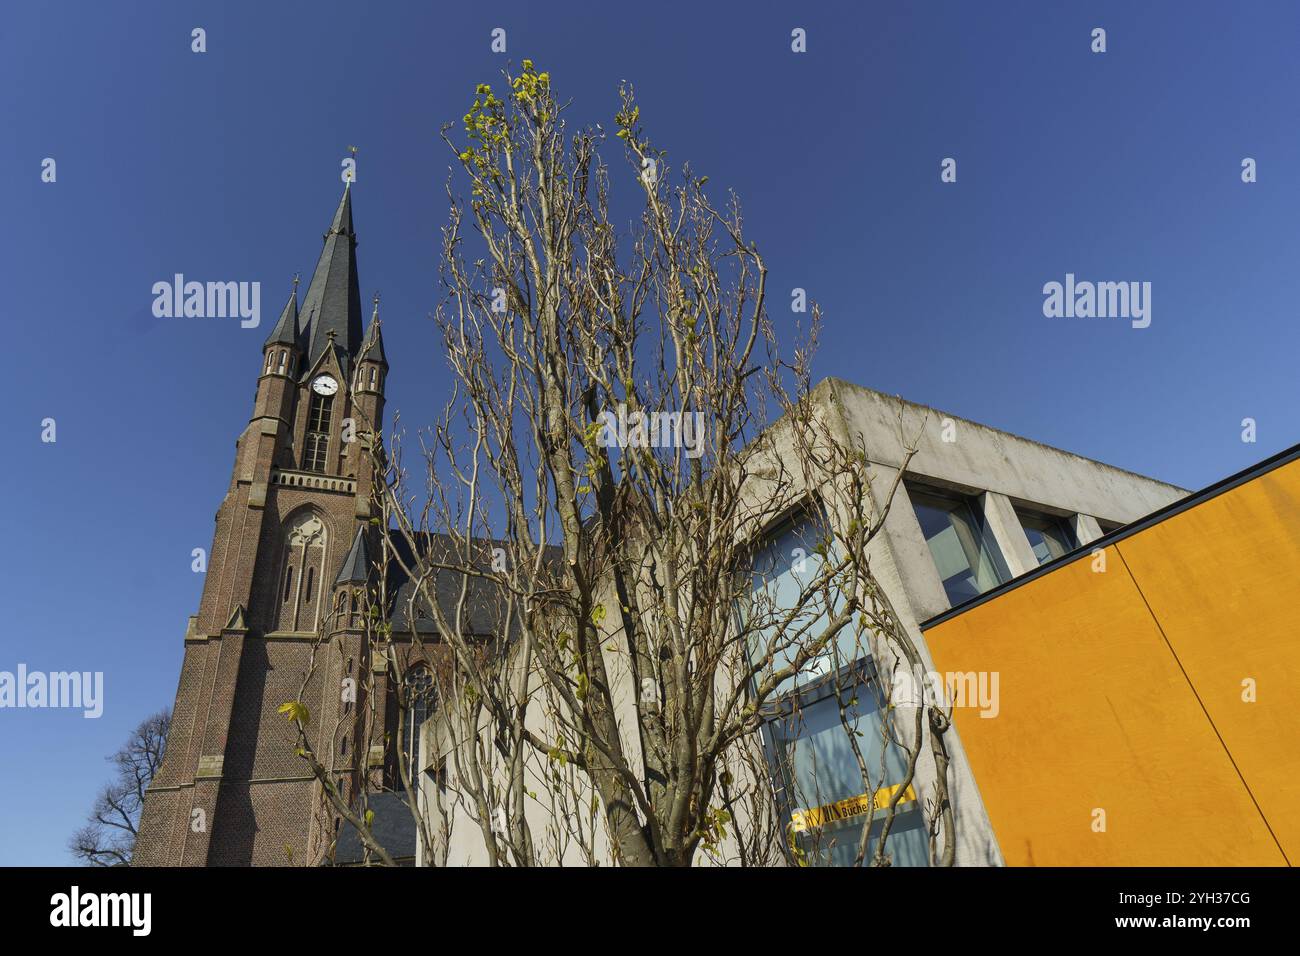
789 783 917 833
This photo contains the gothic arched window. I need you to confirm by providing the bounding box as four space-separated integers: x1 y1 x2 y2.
399 666 435 790
279 510 327 632
302 392 334 473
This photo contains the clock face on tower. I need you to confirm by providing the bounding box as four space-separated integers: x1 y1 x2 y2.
311 375 338 396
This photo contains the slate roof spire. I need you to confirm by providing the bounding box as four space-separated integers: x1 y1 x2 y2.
300 184 363 368
359 293 388 367
335 526 371 586
263 277 301 349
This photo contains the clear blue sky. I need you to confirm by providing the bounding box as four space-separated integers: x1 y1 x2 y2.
2 1 1297 865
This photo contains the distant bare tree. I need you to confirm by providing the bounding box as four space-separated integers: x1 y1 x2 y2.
70 709 170 866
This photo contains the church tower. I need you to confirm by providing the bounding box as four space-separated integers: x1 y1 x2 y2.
135 185 390 866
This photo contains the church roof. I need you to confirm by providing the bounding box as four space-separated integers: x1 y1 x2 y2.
263 287 300 349
335 527 371 586
324 527 525 635
359 303 388 367
383 533 544 636
300 185 364 371
330 791 417 865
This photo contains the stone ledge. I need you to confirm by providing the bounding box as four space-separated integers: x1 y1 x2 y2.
262 630 327 642
150 772 319 790
248 480 268 508
196 754 224 779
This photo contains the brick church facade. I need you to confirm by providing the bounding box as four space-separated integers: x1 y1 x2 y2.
135 186 425 866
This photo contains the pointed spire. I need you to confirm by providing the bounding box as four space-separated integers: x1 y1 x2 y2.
330 180 355 236
359 292 388 367
300 185 363 370
335 527 371 586
263 277 301 349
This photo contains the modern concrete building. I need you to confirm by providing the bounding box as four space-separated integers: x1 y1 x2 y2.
418 378 1187 867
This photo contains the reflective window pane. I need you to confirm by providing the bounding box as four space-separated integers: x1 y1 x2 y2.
747 514 930 867
1017 511 1077 566
771 680 930 867
748 515 861 694
909 488 1009 605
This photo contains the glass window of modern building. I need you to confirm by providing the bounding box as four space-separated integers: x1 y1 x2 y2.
766 662 930 867
747 514 929 866
1016 510 1077 566
908 486 1010 606
747 512 863 695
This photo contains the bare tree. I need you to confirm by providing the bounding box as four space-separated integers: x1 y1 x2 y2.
287 62 957 867
70 709 170 866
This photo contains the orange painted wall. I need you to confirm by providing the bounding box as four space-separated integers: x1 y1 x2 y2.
926 457 1300 866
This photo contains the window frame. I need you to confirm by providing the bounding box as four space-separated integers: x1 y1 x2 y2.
907 483 1011 606
302 391 335 473
398 665 436 793
739 501 866 699
755 655 928 867
1015 507 1078 566
739 504 929 866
